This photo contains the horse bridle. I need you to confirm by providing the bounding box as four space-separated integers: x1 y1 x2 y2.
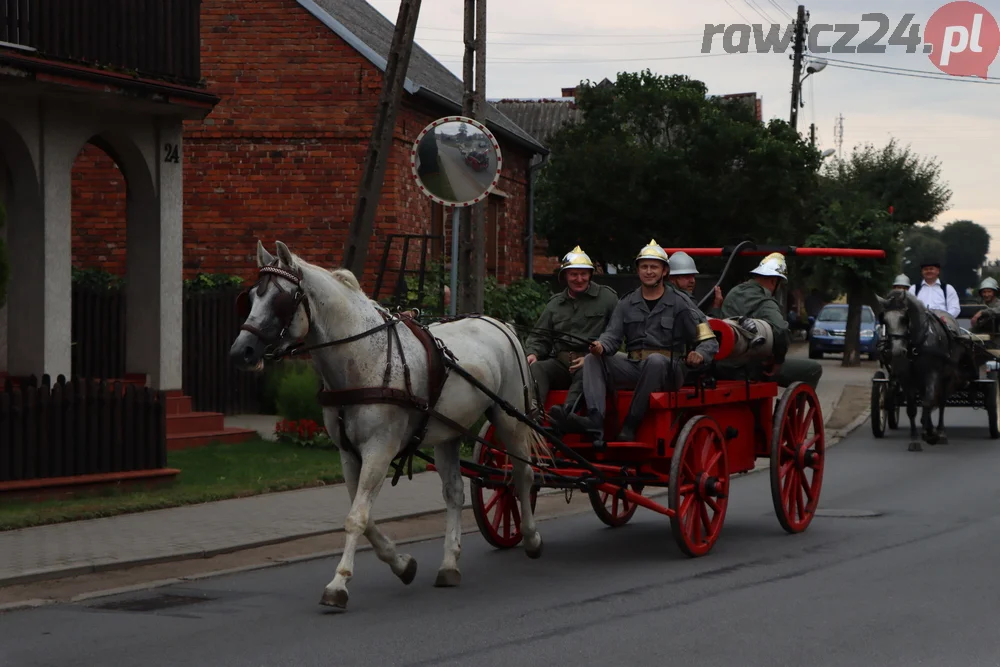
235 263 311 346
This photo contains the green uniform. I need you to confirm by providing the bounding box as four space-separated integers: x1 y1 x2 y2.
525 281 619 410
972 300 1000 335
715 279 822 389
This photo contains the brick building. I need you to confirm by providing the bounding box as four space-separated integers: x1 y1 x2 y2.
71 0 547 291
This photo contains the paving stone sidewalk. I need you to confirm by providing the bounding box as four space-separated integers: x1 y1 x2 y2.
0 349 876 588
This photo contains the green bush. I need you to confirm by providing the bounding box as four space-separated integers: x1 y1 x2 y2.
275 363 324 424
184 272 245 292
483 276 552 331
259 360 313 414
72 267 124 290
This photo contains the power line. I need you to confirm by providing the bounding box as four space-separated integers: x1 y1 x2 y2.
723 0 753 23
435 52 747 64
744 0 776 24
824 60 1000 84
818 55 1000 82
416 37 703 46
767 0 795 20
413 26 703 37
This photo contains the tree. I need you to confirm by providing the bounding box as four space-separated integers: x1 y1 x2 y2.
835 139 952 227
534 70 824 269
939 220 991 297
902 225 948 283
806 181 903 366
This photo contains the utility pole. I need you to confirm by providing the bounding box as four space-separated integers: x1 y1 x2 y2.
342 0 422 279
809 122 816 146
788 4 807 132
457 0 487 314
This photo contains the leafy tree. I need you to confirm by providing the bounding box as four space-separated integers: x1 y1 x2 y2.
834 139 952 227
535 70 824 269
902 225 948 283
939 220 991 297
806 181 903 366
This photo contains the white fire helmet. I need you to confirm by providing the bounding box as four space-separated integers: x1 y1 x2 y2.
750 252 788 280
979 276 999 294
892 274 911 289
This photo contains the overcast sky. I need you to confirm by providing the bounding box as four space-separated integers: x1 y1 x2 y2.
369 0 1000 257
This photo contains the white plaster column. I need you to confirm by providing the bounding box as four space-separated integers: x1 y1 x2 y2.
6 107 73 380
125 119 183 391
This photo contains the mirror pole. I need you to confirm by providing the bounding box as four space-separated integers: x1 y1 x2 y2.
450 206 460 317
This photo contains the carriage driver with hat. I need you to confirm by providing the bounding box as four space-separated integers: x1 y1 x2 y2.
549 240 719 444
714 252 823 389
524 245 620 416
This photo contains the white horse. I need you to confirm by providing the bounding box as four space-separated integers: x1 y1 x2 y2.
229 240 544 609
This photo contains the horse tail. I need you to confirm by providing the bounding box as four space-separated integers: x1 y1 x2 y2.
476 315 554 466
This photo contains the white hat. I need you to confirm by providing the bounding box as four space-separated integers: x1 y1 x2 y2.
979 276 999 293
750 252 787 280
892 274 911 288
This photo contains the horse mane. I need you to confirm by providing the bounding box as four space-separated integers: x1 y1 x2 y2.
326 267 362 292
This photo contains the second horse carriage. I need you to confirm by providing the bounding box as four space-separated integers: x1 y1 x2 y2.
871 285 1000 446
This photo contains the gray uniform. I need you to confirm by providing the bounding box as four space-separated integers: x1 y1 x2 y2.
580 286 719 433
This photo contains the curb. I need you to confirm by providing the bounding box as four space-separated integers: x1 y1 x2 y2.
0 386 871 597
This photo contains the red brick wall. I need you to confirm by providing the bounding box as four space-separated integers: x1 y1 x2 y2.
71 144 127 275
68 0 535 289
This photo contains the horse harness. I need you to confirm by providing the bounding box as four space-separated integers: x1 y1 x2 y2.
236 263 530 484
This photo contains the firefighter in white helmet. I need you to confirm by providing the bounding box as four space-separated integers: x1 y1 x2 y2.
714 252 823 389
549 240 718 444
524 245 619 414
667 251 723 309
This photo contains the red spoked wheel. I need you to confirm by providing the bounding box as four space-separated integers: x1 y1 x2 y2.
470 423 538 549
668 416 730 557
770 382 825 534
588 481 642 527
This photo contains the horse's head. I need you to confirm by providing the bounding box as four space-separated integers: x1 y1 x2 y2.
229 240 311 370
877 290 918 362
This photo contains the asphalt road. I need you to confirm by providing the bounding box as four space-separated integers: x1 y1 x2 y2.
4 408 1000 667
437 143 494 202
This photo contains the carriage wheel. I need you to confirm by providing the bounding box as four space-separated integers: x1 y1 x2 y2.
470 423 538 549
588 482 642 527
770 382 825 534
887 389 900 430
986 372 999 439
668 416 730 557
870 371 887 439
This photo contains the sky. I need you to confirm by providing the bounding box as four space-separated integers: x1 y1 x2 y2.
369 0 1000 257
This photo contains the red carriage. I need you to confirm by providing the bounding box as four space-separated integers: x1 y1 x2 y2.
431 245 884 557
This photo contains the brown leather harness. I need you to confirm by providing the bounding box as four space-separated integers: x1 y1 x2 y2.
236 263 454 481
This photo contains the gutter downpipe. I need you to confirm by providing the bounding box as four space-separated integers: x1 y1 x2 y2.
526 154 549 279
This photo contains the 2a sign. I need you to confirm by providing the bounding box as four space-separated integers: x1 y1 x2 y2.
163 143 181 164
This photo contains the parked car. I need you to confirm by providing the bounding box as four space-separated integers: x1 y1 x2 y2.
808 304 880 360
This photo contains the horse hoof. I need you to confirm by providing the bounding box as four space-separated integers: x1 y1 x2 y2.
320 588 349 609
923 434 938 445
908 441 923 452
525 537 544 560
937 434 949 445
397 556 418 586
434 567 462 588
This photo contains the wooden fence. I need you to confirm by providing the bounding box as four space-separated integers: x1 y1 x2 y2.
182 287 263 415
0 375 166 483
72 286 263 415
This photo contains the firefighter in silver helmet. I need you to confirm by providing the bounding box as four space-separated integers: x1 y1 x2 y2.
971 276 1000 334
667 250 723 309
